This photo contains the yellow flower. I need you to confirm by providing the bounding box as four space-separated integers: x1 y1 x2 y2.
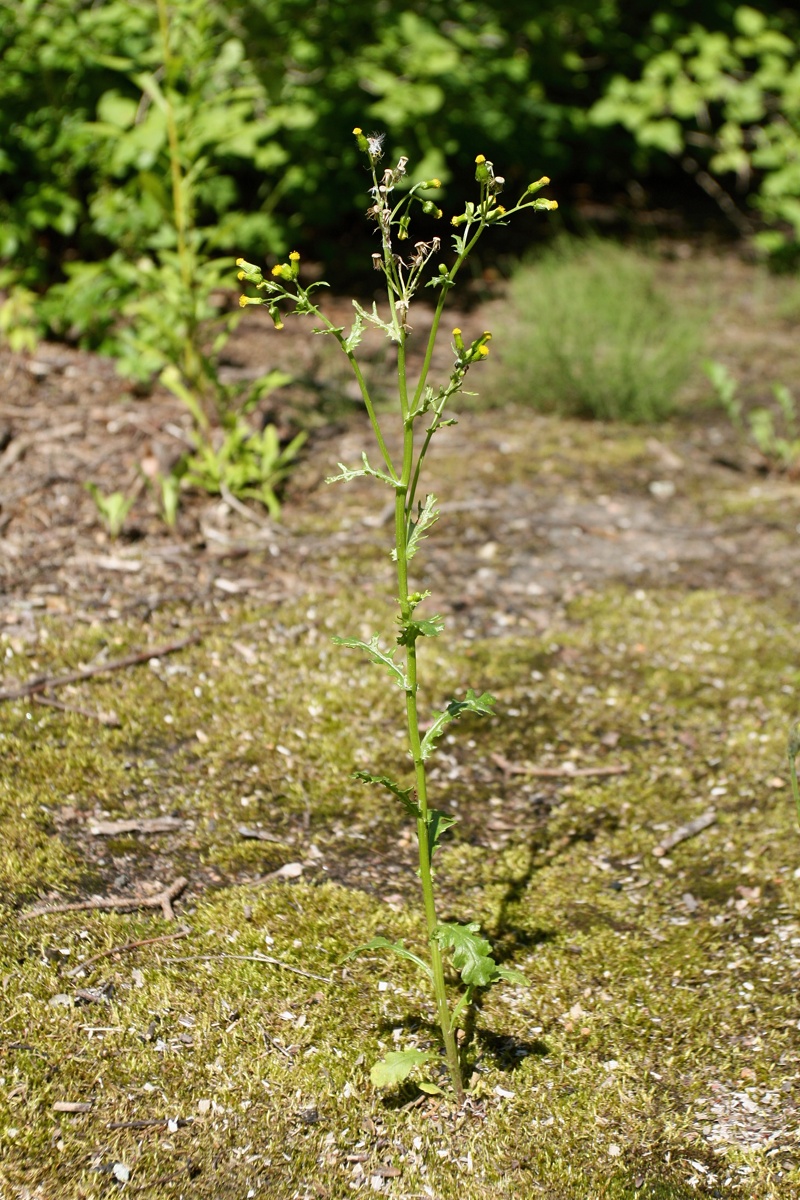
353 127 362 135
475 154 486 164
271 264 283 277
289 250 300 261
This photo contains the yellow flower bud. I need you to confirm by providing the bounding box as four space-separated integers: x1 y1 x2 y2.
353 127 362 135
289 250 300 261
478 345 489 357
475 155 486 164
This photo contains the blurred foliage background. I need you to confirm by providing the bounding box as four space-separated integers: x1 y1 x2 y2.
2 0 800 343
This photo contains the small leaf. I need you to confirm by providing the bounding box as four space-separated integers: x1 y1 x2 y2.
420 689 496 759
342 937 433 981
418 1080 445 1095
495 965 529 987
331 635 407 688
436 921 497 988
352 299 400 343
406 494 439 560
397 614 445 647
353 771 421 818
344 305 365 353
427 809 457 860
370 1049 435 1088
326 452 399 489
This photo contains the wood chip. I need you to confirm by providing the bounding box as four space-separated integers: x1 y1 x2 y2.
237 825 283 842
490 752 629 779
53 1101 93 1113
89 817 184 836
652 810 716 857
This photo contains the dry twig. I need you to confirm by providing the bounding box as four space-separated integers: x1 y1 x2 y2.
66 927 191 977
491 752 629 780
0 634 201 703
652 810 717 857
89 817 184 836
34 694 120 726
21 877 188 922
163 951 330 983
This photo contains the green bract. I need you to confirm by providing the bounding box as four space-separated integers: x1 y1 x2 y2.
239 136 554 1100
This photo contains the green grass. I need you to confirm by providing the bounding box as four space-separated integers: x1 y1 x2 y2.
484 239 703 423
1 588 800 1197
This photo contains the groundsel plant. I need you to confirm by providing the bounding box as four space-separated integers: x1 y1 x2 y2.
237 131 556 1101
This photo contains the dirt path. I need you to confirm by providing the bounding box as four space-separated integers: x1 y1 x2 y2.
2 279 800 648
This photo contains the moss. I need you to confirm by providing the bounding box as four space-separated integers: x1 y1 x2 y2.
2 586 800 1197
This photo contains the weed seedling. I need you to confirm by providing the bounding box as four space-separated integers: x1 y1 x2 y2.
238 133 556 1101
84 483 135 539
706 360 800 471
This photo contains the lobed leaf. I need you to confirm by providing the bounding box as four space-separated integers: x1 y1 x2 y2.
352 299 400 343
344 305 365 353
427 809 457 861
396 613 445 647
406 494 439 560
331 634 407 688
436 921 497 988
420 689 495 759
352 770 421 819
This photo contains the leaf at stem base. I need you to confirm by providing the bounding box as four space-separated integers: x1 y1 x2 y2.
370 1049 436 1088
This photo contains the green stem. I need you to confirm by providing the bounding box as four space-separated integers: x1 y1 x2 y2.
305 303 396 478
395 483 464 1101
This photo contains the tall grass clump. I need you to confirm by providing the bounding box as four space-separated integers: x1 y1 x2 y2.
487 238 701 423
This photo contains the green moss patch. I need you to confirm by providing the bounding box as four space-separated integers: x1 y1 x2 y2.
2 586 800 1197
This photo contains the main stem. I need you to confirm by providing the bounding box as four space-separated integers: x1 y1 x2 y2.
394 341 464 1103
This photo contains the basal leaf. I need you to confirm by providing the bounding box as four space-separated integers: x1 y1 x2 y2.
495 964 529 987
353 771 421 819
331 634 407 688
436 921 497 988
369 1049 435 1088
417 1080 445 1095
342 936 433 981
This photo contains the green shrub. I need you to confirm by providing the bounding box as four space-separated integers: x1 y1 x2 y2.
486 239 702 423
589 5 800 260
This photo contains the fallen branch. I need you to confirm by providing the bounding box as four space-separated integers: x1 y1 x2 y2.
108 1117 193 1130
66 927 191 978
163 951 330 984
491 752 629 780
89 817 184 837
652 810 717 858
34 694 120 727
0 634 201 703
21 877 188 922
